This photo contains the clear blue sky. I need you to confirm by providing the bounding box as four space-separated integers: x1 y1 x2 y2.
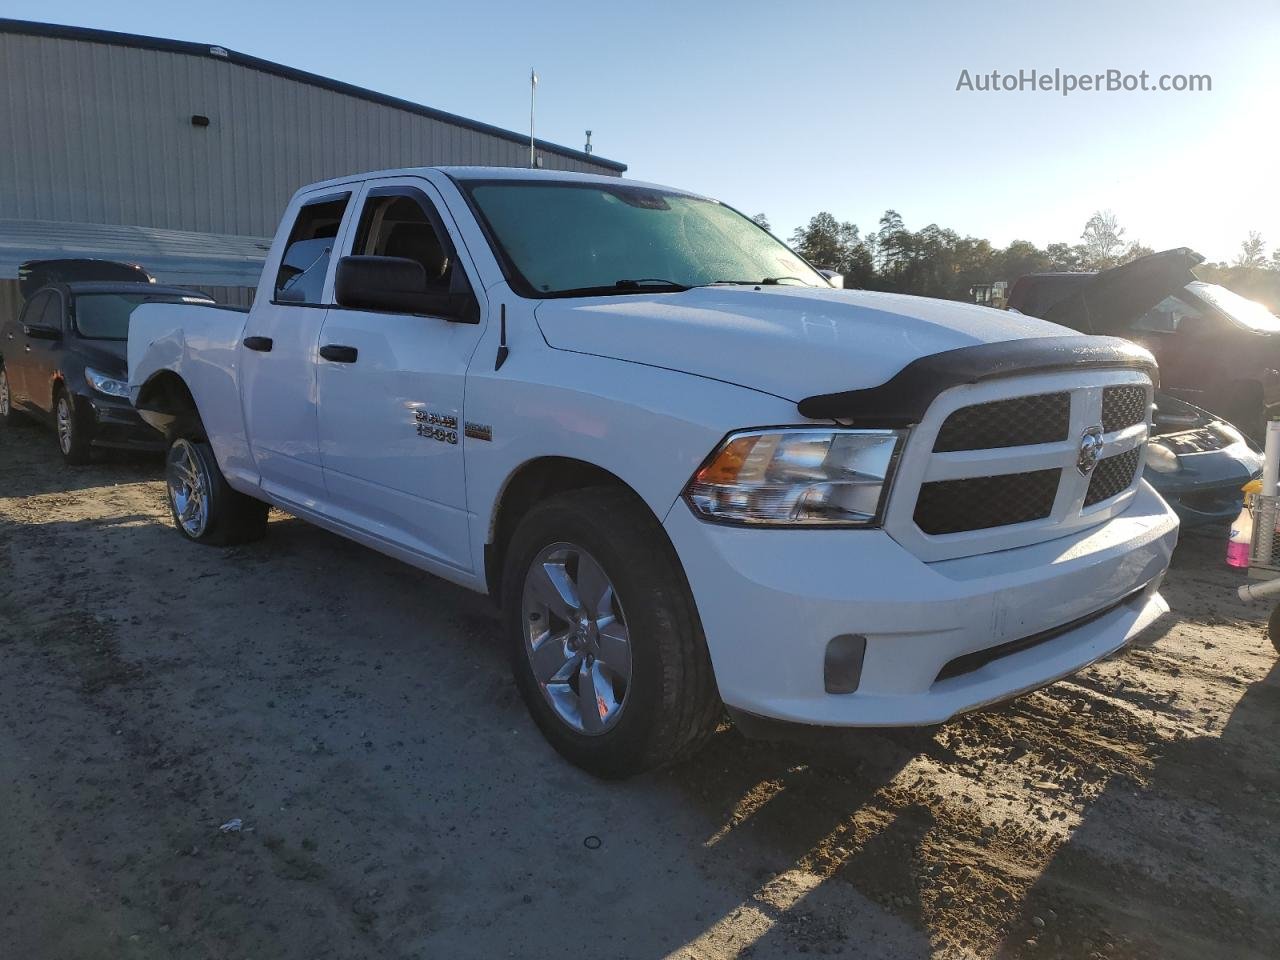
6 0 1278 260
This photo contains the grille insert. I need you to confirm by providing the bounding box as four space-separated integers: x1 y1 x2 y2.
1101 386 1147 433
1084 447 1141 506
915 469 1061 535
934 392 1070 452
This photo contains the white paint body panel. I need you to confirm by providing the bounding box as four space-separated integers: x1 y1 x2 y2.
535 286 1068 401
128 166 1181 728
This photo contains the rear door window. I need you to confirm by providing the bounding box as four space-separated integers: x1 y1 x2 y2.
20 291 50 327
274 194 350 305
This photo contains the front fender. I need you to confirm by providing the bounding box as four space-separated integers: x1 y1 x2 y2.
464 348 801 565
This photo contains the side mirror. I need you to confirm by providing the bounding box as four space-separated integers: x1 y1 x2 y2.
335 256 477 322
817 268 844 289
24 323 62 341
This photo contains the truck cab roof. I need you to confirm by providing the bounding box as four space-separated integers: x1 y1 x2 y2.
294 165 704 199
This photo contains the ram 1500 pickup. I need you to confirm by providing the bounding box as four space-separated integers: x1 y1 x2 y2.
128 167 1179 777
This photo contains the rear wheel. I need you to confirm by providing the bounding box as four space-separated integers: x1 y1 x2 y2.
0 366 22 425
502 487 721 778
166 437 268 545
55 389 93 464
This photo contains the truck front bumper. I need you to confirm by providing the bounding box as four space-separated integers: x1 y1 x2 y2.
664 479 1178 727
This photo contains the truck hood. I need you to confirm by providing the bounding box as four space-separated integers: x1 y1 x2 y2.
534 286 1070 401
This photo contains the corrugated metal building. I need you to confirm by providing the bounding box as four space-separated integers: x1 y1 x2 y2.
0 18 625 315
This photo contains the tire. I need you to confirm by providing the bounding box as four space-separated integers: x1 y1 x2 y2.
0 366 24 426
502 487 721 778
55 389 93 465
165 436 269 546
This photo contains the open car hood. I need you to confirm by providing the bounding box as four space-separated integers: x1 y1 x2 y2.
1042 248 1204 332
18 258 153 300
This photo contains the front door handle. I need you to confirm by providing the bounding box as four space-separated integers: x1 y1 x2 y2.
320 344 358 364
243 336 273 352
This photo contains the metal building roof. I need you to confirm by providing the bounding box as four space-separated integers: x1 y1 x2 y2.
0 220 269 287
0 17 625 174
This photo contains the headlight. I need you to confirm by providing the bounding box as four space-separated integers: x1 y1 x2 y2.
1209 420 1246 447
684 428 904 526
1144 441 1180 474
85 367 129 399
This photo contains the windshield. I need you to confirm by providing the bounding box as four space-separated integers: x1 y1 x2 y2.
463 181 824 296
1187 281 1280 334
73 294 203 340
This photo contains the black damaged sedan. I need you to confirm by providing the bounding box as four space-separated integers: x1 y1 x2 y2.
1 280 213 463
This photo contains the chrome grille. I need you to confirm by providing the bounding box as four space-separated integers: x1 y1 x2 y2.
934 392 1070 452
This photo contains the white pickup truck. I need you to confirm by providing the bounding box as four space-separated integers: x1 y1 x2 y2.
128 167 1179 776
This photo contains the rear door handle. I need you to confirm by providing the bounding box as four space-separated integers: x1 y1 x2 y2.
320 344 358 364
243 336 273 352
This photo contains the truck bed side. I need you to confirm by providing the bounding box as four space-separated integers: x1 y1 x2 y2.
128 302 257 488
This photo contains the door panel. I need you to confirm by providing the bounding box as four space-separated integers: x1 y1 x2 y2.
25 291 66 413
6 290 47 403
317 178 486 572
239 191 354 505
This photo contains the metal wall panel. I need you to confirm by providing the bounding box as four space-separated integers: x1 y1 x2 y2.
0 31 621 238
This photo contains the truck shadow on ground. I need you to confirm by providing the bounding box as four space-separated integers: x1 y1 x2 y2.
2 447 1274 960
993 653 1280 960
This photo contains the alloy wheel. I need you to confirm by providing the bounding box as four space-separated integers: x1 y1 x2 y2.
56 396 73 453
167 439 210 538
521 542 632 735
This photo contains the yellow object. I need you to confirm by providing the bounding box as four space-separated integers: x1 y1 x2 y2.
1243 478 1262 494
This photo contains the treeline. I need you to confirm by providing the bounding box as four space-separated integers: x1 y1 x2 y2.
757 209 1280 311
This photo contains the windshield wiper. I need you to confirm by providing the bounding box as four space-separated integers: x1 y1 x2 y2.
709 276 810 287
612 278 691 291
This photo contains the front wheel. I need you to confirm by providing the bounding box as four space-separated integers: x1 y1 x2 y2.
502 487 721 778
55 390 93 464
166 437 269 545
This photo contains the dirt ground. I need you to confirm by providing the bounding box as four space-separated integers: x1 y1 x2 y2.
0 420 1277 960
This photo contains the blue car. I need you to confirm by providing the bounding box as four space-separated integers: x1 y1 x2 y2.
1146 392 1261 527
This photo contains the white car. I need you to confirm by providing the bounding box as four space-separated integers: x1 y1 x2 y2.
128 167 1179 776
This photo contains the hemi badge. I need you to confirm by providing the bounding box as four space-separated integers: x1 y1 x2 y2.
465 422 493 441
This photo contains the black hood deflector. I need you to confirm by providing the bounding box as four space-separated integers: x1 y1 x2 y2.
797 335 1157 425
1041 247 1204 332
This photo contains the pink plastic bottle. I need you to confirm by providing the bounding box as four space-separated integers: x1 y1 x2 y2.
1227 501 1253 568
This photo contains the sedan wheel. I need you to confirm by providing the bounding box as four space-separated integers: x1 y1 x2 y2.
521 542 632 735
54 391 91 463
167 438 211 538
56 395 73 454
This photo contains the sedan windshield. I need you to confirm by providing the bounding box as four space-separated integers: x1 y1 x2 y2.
73 294 200 340
463 181 824 296
1188 281 1280 334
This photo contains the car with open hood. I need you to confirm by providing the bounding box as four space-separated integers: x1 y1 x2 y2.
0 260 216 463
126 168 1179 777
1008 254 1266 524
1008 248 1280 439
